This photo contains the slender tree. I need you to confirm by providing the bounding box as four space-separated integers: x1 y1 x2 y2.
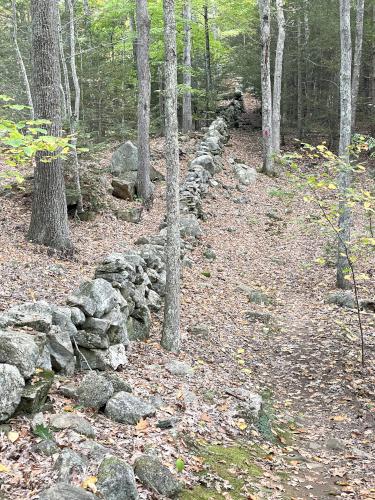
297 13 303 139
28 0 72 251
182 0 193 132
351 0 365 128
161 0 181 353
337 0 352 290
259 0 274 175
204 2 212 123
66 0 83 214
11 0 34 119
272 0 285 154
136 0 153 207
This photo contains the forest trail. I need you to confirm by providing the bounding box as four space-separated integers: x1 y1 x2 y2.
175 93 375 498
1 95 374 500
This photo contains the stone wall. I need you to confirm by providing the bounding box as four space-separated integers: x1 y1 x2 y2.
0 93 244 423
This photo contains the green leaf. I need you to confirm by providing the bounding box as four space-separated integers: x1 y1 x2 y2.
33 424 53 441
176 458 185 473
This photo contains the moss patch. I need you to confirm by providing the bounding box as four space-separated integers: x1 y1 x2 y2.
180 443 263 499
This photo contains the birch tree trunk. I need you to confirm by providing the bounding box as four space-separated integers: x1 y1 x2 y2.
351 0 365 129
272 0 285 155
11 0 34 119
28 0 72 252
66 0 83 214
182 0 193 132
136 0 153 207
259 0 274 175
161 0 181 353
337 0 352 290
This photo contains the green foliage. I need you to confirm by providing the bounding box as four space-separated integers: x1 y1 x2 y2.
33 424 53 441
176 458 185 473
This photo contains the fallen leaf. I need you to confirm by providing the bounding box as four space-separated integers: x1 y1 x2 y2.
7 431 19 443
81 476 97 493
135 419 149 431
0 464 10 473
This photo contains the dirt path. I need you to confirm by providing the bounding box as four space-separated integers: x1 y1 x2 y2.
177 95 375 498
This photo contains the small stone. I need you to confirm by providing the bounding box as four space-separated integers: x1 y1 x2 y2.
97 456 139 500
134 454 182 498
245 311 273 324
156 417 179 429
54 448 87 481
59 384 78 399
50 413 95 438
38 483 95 500
105 392 156 424
78 440 112 461
165 360 193 376
77 372 114 409
101 372 132 393
189 323 209 337
34 439 59 457
326 438 346 451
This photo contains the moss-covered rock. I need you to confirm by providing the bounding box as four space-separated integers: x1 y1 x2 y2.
97 456 138 500
17 370 54 414
134 454 182 498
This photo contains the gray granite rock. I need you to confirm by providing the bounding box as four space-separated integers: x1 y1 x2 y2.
50 413 95 438
0 364 25 422
97 456 139 500
38 484 95 500
105 392 156 424
77 372 114 409
0 329 45 378
134 455 182 498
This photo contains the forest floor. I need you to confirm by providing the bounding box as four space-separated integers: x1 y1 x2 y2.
0 95 375 499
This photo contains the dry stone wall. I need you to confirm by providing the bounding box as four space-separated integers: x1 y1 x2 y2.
0 93 244 423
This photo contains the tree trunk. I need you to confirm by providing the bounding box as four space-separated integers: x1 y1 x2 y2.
371 5 375 109
28 0 72 252
204 3 212 124
58 8 72 119
136 0 153 207
11 0 34 119
337 0 352 290
259 0 274 175
158 64 165 135
272 0 285 155
161 0 181 353
182 0 193 132
351 0 365 129
66 0 83 214
129 12 138 69
297 14 303 139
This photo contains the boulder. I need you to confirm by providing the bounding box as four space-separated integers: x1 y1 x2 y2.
326 290 356 309
46 325 75 375
179 215 202 239
105 392 156 424
112 177 136 201
77 372 114 409
134 455 182 498
101 372 132 393
103 307 129 345
233 163 257 186
73 329 110 350
189 155 215 176
127 306 151 341
70 307 86 327
78 440 112 461
50 413 95 438
97 456 139 500
115 207 143 224
111 141 163 181
68 278 126 318
76 344 128 371
0 364 25 422
0 301 52 332
0 329 45 378
54 448 87 482
34 439 59 457
38 484 96 500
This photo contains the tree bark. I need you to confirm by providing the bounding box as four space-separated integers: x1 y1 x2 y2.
182 0 193 132
297 13 303 139
158 64 165 135
259 0 274 175
161 0 181 353
58 7 72 119
351 0 365 129
66 0 83 214
272 0 285 155
337 0 352 290
28 0 72 252
204 3 212 124
136 0 153 207
11 0 34 119
371 5 375 109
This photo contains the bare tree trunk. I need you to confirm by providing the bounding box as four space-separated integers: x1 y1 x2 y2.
272 0 285 155
161 0 181 353
351 0 365 129
66 0 83 214
158 64 165 135
11 0 34 119
28 0 72 252
297 14 303 139
136 0 153 207
129 12 138 68
259 0 274 175
372 5 375 109
58 8 72 118
204 3 212 124
182 0 193 132
337 0 352 290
